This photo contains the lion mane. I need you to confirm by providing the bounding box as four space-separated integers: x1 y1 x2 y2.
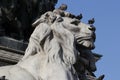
22 12 78 65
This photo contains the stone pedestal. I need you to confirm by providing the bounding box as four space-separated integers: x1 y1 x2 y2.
0 37 26 66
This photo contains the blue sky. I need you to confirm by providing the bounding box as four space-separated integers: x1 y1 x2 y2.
56 0 120 80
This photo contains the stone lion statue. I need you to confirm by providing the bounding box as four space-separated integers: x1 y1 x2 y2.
0 11 102 80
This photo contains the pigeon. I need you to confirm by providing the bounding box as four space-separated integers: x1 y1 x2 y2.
88 18 95 24
76 13 83 20
58 4 67 11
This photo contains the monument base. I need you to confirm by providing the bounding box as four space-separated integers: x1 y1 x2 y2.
0 37 27 66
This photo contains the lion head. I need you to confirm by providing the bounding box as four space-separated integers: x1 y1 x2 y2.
32 11 96 49
22 11 96 65
59 17 96 50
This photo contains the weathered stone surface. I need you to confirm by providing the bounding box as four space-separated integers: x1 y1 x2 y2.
0 45 23 66
0 37 26 66
0 37 28 51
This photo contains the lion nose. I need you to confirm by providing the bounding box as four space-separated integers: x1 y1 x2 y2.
89 25 96 32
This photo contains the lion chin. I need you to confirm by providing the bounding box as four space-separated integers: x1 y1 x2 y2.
78 39 95 50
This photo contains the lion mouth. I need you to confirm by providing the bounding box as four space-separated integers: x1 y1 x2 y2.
76 32 96 42
76 36 95 42
76 33 96 50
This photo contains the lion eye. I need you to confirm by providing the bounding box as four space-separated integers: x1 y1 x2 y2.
71 20 80 26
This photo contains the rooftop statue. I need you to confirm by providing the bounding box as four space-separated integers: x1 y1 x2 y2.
0 5 104 80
